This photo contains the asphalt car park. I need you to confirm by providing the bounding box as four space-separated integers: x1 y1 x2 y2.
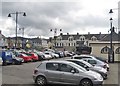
1 57 120 86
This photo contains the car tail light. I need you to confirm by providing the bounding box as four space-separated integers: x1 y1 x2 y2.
34 70 38 74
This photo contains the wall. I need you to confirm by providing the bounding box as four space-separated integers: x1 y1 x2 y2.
90 43 120 61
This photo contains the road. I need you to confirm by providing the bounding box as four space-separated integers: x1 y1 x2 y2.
1 57 120 86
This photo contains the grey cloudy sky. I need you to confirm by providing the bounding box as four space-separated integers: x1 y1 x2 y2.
1 0 119 38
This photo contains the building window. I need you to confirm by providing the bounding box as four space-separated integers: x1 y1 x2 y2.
91 36 97 41
62 43 63 46
69 38 73 41
80 36 85 41
101 46 110 54
57 43 58 46
74 43 76 46
69 43 70 46
115 47 120 54
57 36 62 41
68 36 73 41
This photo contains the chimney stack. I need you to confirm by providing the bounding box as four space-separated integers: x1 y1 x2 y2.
60 33 63 35
77 32 79 35
88 32 90 34
67 33 69 35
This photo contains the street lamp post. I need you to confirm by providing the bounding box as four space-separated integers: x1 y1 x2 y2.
19 27 25 49
109 9 114 63
8 12 26 48
50 28 62 48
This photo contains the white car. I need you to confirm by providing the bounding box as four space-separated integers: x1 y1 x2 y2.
37 52 52 60
44 51 59 59
72 54 109 71
0 57 3 66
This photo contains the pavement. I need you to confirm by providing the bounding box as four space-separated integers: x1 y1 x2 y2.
1 57 120 86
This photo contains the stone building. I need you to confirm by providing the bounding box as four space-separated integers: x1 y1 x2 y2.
0 30 7 49
54 31 120 61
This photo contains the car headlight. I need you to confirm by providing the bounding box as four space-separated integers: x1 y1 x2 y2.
93 77 98 80
93 75 102 81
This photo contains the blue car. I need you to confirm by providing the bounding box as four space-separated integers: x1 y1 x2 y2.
0 50 13 66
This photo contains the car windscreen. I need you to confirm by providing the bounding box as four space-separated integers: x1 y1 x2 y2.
95 56 107 62
81 60 93 67
70 62 87 72
22 54 28 57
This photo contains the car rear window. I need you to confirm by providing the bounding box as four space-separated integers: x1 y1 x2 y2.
74 57 82 59
37 63 42 68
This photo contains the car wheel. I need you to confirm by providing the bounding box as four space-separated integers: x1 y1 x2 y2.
12 61 15 65
36 76 47 86
80 79 93 86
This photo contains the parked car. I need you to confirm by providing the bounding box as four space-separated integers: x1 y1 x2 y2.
64 51 73 57
0 50 13 66
39 52 52 60
66 59 108 79
72 54 109 71
0 57 3 65
29 52 39 61
34 51 46 60
33 60 103 86
44 51 59 59
22 52 39 61
12 53 24 65
55 51 64 58
18 53 32 62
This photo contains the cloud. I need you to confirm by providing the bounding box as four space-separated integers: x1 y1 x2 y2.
1 1 119 38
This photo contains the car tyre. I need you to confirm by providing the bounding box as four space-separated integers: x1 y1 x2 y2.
36 76 47 86
3 61 7 66
12 61 15 65
80 79 93 86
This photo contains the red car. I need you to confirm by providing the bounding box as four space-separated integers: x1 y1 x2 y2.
29 53 39 61
18 53 32 62
24 52 39 61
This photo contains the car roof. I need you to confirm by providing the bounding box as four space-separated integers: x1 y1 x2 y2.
42 60 75 64
66 59 85 62
73 54 94 57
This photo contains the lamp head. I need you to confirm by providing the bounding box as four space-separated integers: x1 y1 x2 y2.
109 9 113 14
50 29 52 31
110 18 113 21
23 12 26 16
60 29 62 31
8 14 11 17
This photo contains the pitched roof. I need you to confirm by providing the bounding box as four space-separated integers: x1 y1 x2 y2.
59 32 119 41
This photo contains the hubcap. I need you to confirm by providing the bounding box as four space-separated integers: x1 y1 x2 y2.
81 81 91 86
37 77 45 85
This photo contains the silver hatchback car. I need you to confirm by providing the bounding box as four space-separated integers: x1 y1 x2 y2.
33 60 103 86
